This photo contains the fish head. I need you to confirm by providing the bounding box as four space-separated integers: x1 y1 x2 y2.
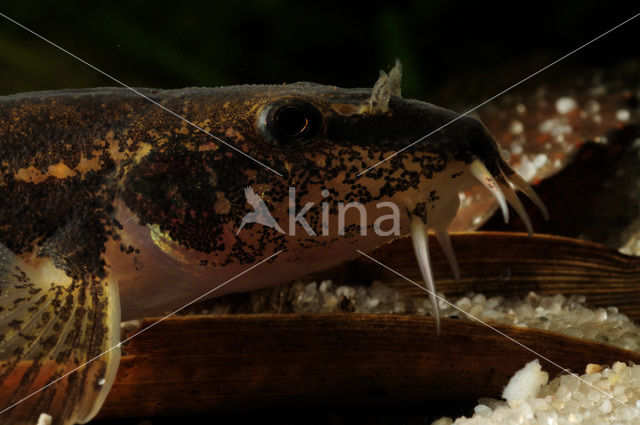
114 64 546 317
246 76 543 234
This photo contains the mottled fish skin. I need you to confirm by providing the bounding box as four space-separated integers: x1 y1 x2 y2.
0 69 533 423
109 84 505 319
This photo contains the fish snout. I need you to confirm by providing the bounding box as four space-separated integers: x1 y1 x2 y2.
459 117 549 234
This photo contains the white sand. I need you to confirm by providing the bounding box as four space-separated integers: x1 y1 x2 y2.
434 360 640 424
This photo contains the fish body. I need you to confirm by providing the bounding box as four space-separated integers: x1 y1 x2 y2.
0 63 542 424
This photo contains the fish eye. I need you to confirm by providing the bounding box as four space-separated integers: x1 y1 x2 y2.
274 105 309 137
257 98 323 148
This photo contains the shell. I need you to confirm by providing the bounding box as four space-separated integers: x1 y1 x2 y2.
62 232 638 419
97 312 640 419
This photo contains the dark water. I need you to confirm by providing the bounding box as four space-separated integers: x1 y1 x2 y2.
1 0 638 105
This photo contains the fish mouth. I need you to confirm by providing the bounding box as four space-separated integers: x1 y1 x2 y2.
469 157 549 235
408 155 548 333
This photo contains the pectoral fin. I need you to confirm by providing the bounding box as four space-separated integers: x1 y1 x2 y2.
0 243 121 425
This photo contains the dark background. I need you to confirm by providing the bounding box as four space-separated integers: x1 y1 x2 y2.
1 1 638 424
1 1 638 108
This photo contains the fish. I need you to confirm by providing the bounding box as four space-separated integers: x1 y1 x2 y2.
0 61 546 424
